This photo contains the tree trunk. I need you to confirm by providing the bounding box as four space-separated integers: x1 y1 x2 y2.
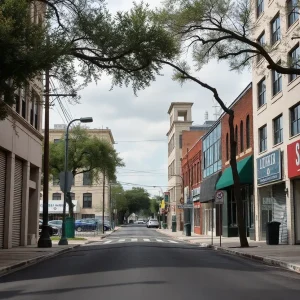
66 192 74 219
228 111 249 247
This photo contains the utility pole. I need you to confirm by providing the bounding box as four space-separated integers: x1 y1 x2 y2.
102 172 105 234
38 69 52 248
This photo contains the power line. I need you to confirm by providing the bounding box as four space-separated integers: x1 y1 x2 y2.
117 181 181 188
115 139 166 143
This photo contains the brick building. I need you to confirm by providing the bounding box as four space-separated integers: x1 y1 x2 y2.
216 83 254 238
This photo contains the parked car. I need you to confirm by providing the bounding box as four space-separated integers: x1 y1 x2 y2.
39 220 59 236
146 219 159 228
48 220 62 228
137 220 145 224
75 219 110 232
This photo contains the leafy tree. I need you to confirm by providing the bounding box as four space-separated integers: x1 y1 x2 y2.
125 187 151 215
49 125 124 216
150 196 161 217
111 183 128 225
0 0 180 119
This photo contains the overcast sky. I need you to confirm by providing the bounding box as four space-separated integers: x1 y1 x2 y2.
49 0 251 197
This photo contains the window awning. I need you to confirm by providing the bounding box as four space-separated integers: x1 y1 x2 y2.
199 172 222 203
216 155 253 190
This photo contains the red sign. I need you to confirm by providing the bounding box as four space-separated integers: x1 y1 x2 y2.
287 139 300 178
194 202 200 209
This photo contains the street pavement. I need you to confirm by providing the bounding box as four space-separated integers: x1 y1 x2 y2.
0 225 300 300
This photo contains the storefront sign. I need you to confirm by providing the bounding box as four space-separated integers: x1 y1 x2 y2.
39 200 80 214
287 139 300 178
257 149 281 185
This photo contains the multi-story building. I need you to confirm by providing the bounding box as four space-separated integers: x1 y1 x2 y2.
43 125 114 221
216 83 254 238
0 2 45 249
252 0 300 244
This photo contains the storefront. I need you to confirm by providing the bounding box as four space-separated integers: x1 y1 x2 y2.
199 172 221 236
192 187 201 234
257 149 288 244
287 139 300 244
39 200 81 220
216 155 254 238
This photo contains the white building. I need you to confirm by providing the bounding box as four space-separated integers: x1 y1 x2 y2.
252 0 300 244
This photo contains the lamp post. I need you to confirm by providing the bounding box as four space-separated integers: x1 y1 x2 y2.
58 117 93 246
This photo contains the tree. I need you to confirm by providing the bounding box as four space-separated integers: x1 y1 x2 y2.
125 187 151 216
111 183 128 225
49 125 124 216
150 196 161 217
156 0 300 76
0 0 180 119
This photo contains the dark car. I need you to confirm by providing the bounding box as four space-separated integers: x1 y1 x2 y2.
39 220 59 236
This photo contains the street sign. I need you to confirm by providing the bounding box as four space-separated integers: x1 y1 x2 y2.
59 171 73 193
177 204 193 209
215 191 224 204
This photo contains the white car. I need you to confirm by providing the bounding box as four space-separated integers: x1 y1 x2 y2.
147 219 159 228
137 220 145 224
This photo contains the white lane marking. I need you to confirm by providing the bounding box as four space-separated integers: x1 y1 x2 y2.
143 239 150 242
104 240 112 244
118 239 125 242
156 239 164 242
168 240 178 244
131 238 138 242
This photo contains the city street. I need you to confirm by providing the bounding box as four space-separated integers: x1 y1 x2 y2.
0 225 300 300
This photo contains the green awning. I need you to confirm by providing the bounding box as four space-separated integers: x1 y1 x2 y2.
216 155 253 190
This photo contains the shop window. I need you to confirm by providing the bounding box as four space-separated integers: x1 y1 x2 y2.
287 0 299 28
259 125 267 152
273 114 283 145
290 103 300 136
289 44 300 82
52 193 61 200
83 193 92 208
271 14 280 45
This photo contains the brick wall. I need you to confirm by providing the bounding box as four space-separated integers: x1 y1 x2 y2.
182 130 206 157
221 86 253 169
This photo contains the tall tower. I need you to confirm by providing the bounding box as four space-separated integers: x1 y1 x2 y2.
167 102 193 230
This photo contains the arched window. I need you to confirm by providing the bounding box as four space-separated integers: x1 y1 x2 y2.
246 115 250 149
226 133 229 160
240 121 244 152
235 125 238 154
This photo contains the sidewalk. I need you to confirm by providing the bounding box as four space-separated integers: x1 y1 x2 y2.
0 227 120 277
157 229 300 274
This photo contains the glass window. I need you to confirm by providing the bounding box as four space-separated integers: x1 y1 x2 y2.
52 193 61 200
273 115 283 145
258 78 266 107
291 103 300 136
240 121 244 152
257 32 265 62
246 115 250 148
83 171 92 185
272 66 282 96
226 133 229 161
179 134 182 148
83 193 92 208
69 192 75 200
257 0 264 17
288 0 299 27
289 45 300 82
271 15 280 44
259 125 267 152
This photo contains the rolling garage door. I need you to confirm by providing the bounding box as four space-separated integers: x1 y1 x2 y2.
0 151 6 248
12 159 23 247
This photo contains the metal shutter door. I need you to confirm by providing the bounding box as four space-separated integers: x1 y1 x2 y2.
272 183 288 244
0 151 6 248
12 159 23 247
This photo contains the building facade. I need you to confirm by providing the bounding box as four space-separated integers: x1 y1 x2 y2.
252 0 300 244
167 103 193 230
44 125 114 221
0 2 45 248
216 84 254 238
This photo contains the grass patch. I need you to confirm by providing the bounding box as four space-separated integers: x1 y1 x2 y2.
51 236 87 241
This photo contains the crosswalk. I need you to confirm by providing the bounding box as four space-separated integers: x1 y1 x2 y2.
98 238 181 245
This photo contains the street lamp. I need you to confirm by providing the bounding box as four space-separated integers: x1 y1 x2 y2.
58 117 93 246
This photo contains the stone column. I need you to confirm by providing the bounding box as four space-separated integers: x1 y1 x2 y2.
4 153 15 249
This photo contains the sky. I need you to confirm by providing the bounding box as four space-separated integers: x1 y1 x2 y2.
49 0 251 197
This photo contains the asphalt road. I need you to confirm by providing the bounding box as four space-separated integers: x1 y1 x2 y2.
0 225 300 300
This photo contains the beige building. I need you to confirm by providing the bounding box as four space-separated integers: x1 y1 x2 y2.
0 2 45 249
167 103 193 230
252 0 300 244
45 125 114 220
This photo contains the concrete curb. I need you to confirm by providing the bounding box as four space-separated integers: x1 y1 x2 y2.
0 245 80 278
100 227 120 240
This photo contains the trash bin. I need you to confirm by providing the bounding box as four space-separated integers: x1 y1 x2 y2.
266 221 281 245
65 217 75 238
172 221 177 232
184 223 191 236
162 223 167 229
